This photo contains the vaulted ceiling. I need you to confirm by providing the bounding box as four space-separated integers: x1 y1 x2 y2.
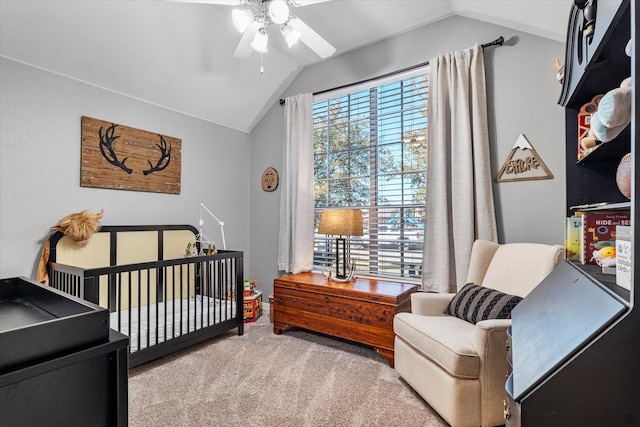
0 1 570 133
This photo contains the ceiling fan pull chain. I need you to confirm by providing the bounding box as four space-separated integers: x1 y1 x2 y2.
260 52 265 74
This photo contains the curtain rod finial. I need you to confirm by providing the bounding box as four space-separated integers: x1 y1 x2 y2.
482 36 505 49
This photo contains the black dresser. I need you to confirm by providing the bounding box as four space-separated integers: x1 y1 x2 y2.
0 277 129 426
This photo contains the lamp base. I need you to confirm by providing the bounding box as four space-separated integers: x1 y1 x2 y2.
328 274 356 283
323 236 357 282
323 259 356 283
334 237 347 279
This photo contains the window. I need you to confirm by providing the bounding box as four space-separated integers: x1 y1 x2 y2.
313 68 429 280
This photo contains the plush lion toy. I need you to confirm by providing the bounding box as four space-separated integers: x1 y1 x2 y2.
36 209 104 284
51 210 104 244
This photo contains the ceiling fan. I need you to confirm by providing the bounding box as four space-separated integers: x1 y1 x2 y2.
175 0 336 59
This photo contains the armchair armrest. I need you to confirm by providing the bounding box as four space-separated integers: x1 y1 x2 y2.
411 292 455 316
473 319 511 354
473 319 512 418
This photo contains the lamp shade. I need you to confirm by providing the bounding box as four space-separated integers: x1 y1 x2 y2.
280 23 301 47
232 9 254 33
250 28 269 53
268 0 290 25
318 209 364 236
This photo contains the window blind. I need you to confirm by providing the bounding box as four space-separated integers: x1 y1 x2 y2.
313 68 429 280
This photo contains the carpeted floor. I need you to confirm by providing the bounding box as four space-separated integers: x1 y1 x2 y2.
128 306 448 426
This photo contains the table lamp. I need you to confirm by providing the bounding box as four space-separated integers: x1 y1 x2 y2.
318 209 363 280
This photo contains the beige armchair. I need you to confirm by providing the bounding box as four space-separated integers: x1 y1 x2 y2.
394 240 563 427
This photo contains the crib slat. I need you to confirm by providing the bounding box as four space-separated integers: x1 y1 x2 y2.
147 268 151 350
128 271 132 350
218 260 223 322
173 264 177 340
225 259 229 321
117 273 121 332
206 259 211 327
196 261 207 329
180 264 191 333
136 270 141 352
163 270 167 345
156 268 159 344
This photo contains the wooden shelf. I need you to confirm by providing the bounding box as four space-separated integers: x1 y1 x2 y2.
576 126 631 165
570 201 631 212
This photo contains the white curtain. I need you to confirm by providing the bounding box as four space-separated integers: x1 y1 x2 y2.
422 44 498 293
277 93 315 274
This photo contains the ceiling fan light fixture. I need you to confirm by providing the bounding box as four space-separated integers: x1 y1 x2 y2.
225 0 335 62
268 0 290 25
232 9 255 33
281 23 301 47
250 28 269 53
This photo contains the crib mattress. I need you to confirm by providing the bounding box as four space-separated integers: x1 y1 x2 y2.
110 295 236 352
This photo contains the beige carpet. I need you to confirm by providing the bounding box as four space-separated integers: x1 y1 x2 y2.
129 308 447 426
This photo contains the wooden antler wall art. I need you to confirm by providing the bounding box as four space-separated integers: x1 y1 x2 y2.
143 135 172 175
81 116 181 194
99 123 133 174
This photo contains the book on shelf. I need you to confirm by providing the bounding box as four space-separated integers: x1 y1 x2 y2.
579 212 631 265
616 225 632 291
565 216 583 261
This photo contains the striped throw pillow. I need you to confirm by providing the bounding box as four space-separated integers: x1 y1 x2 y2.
444 283 522 324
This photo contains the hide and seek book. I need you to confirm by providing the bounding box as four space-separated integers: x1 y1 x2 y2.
580 212 631 265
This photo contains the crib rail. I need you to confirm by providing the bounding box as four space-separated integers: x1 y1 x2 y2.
49 250 244 367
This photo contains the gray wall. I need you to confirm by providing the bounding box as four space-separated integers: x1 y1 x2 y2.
0 58 251 279
0 14 567 300
249 15 566 297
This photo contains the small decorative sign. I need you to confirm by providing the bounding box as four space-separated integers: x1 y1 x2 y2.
496 134 553 182
81 116 181 194
261 167 279 192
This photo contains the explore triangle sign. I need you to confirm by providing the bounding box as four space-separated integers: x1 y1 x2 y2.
496 134 553 182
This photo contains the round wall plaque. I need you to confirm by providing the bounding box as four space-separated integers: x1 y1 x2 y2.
261 167 279 192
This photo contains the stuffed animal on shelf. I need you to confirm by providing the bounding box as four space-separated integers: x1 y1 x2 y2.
589 76 632 143
580 41 633 152
36 209 104 284
592 245 617 267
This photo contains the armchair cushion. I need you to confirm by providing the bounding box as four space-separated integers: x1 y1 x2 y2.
444 283 523 324
394 313 479 378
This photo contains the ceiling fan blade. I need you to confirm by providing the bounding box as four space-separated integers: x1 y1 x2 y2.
233 22 259 58
288 0 332 6
288 17 335 58
168 0 243 5
170 0 330 5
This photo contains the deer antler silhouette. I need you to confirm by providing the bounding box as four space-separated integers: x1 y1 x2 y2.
99 124 132 174
143 135 172 175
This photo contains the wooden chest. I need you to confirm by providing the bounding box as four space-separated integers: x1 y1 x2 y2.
273 272 417 366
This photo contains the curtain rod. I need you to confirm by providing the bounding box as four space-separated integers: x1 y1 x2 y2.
279 36 504 106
